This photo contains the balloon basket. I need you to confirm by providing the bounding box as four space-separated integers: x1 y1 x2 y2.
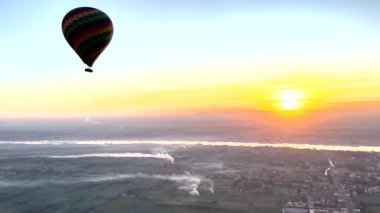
85 68 93 72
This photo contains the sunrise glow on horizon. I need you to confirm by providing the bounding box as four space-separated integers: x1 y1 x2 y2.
1 0 380 120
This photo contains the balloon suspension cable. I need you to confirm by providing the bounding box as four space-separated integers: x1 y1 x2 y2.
85 67 93 73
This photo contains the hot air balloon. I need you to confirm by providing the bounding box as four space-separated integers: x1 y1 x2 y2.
62 7 113 72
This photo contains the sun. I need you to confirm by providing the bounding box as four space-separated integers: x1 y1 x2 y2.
277 89 303 110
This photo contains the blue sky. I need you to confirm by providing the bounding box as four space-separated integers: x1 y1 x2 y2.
1 0 380 81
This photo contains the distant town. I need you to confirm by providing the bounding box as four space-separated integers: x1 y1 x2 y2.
201 146 380 213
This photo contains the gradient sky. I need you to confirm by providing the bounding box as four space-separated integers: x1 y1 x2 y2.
1 0 380 119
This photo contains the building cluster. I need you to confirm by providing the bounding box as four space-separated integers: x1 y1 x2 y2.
212 149 380 213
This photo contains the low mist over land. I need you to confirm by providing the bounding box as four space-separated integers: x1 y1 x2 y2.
1 113 380 145
0 143 378 212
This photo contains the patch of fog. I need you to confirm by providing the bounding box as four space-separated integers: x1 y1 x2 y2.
47 152 174 163
0 180 28 187
329 159 335 168
176 173 214 197
324 167 331 176
208 185 214 194
0 173 214 197
325 159 335 176
178 183 200 196
203 179 215 194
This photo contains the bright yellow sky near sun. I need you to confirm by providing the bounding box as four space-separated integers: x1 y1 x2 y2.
2 65 380 118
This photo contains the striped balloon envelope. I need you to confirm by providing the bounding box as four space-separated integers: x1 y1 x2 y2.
62 7 113 72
